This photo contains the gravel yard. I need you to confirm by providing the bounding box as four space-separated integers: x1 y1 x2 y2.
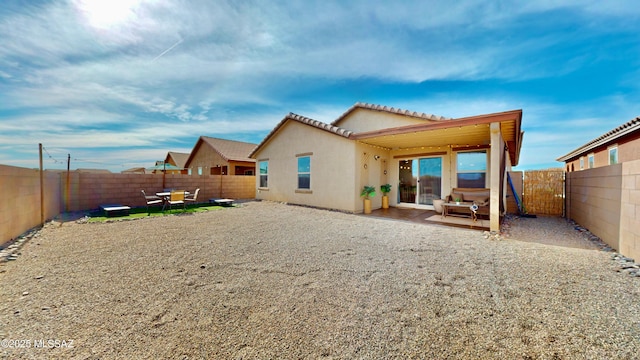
1 201 639 359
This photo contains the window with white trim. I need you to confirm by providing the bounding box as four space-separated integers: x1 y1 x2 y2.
297 156 311 189
259 161 268 188
456 151 487 188
588 154 595 169
579 157 584 170
608 146 618 165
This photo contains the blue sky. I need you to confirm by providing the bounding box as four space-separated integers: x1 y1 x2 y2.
1 1 639 172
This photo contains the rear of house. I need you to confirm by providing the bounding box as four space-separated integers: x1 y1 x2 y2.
252 114 357 212
250 103 524 232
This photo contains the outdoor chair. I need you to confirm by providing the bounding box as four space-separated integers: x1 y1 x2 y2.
184 188 200 207
141 190 163 215
164 190 185 212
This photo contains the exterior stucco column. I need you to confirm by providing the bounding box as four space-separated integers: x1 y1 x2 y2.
490 122 501 232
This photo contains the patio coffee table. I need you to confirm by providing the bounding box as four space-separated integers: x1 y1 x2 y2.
442 202 477 222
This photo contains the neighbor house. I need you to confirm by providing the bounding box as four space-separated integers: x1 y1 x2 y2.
184 136 257 176
556 116 640 171
249 102 523 231
164 151 190 174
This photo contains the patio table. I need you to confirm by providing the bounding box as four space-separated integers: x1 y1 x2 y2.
156 191 190 209
155 191 190 198
442 202 477 222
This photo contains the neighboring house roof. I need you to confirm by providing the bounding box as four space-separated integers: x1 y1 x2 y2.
249 112 354 158
75 168 112 173
556 116 640 162
331 102 451 127
121 167 146 174
185 136 257 167
165 152 190 168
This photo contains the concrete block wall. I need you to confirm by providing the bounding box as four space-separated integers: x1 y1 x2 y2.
619 159 640 261
67 173 256 212
71 173 164 211
0 165 61 243
1 165 256 245
566 160 640 261
566 164 623 251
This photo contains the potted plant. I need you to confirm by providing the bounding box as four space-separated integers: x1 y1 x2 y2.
380 184 391 209
454 197 462 205
361 185 376 214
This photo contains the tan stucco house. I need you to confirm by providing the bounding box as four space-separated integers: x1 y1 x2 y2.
557 116 640 171
164 151 190 174
184 136 257 176
249 103 524 231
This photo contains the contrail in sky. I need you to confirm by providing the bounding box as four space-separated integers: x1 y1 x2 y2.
152 38 184 62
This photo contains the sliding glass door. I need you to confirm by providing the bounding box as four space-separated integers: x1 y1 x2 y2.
398 157 442 207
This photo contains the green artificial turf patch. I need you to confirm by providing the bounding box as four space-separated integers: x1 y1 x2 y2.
87 204 232 223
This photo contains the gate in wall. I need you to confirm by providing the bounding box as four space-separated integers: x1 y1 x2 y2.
509 170 565 216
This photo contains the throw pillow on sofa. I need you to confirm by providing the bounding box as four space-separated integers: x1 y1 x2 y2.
463 194 489 206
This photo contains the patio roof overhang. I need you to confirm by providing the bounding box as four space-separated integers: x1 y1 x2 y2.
350 109 523 166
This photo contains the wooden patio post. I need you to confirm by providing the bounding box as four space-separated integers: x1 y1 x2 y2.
489 123 501 232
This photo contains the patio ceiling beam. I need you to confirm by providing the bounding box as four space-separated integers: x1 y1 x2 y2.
452 144 491 152
350 109 522 140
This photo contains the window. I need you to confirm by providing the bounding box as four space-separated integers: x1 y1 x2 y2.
457 151 486 188
609 146 618 165
259 161 268 188
297 156 311 189
588 154 595 169
197 166 203 175
579 157 584 170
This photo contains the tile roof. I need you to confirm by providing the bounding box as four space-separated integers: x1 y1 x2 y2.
330 102 451 126
166 152 190 168
249 113 353 158
556 116 640 162
121 167 146 173
200 136 257 162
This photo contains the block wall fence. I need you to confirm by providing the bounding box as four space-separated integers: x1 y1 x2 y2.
1 165 61 246
566 159 640 261
0 164 256 246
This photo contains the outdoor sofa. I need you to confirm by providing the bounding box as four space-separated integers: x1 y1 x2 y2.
445 187 491 218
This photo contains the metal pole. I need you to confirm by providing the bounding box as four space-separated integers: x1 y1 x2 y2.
163 161 166 189
66 154 70 212
39 143 44 226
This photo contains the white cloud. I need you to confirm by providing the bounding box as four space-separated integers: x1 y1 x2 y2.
2 0 640 172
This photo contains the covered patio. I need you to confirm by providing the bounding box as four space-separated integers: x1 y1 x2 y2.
366 206 490 230
353 109 522 232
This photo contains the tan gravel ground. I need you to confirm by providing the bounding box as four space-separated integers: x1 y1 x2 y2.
1 201 639 359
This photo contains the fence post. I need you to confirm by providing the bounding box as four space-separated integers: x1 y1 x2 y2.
39 143 44 226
